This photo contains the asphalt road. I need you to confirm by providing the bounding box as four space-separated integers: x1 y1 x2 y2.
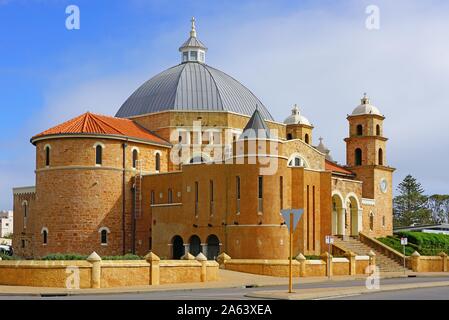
0 276 448 300
329 285 449 300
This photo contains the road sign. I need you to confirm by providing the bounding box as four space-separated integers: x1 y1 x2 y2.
280 209 304 294
280 209 304 232
401 238 408 245
325 235 334 245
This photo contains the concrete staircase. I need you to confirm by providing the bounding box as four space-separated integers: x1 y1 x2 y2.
334 236 408 273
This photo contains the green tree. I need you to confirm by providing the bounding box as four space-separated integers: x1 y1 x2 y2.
393 175 434 227
427 194 449 224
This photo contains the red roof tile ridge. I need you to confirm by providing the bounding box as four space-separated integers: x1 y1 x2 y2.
89 113 125 136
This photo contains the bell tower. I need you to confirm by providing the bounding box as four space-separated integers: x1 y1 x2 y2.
345 94 387 170
344 94 395 236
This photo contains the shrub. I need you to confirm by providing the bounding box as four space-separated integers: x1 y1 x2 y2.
0 253 21 260
305 255 321 260
377 236 416 256
42 253 87 260
102 254 141 260
41 253 142 261
395 231 449 255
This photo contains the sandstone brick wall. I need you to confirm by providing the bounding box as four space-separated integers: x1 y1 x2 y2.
0 259 219 288
14 136 169 258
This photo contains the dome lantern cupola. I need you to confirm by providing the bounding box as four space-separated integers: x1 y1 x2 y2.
283 104 311 126
179 17 208 63
351 93 383 116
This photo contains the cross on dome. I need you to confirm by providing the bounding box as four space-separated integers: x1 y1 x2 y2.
190 17 197 37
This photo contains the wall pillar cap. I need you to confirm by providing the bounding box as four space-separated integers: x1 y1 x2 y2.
195 253 207 261
411 251 421 257
368 250 376 257
439 252 448 257
145 251 160 262
320 252 332 259
217 252 231 261
87 252 102 262
346 251 357 257
295 253 306 261
181 252 196 260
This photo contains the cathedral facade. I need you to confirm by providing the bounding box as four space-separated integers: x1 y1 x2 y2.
12 20 394 259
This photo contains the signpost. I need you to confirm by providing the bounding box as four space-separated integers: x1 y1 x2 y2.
281 209 304 293
401 237 407 275
325 235 334 279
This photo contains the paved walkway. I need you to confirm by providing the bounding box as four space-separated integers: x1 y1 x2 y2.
0 270 447 297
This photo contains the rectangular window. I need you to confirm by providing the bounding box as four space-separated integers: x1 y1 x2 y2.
280 176 284 210
190 51 198 60
195 182 199 216
168 189 173 203
21 239 25 248
210 180 214 216
236 176 241 214
306 185 310 251
258 176 263 213
150 191 155 205
312 186 316 251
183 52 188 61
149 237 152 250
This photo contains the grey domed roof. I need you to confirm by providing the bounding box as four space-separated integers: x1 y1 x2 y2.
115 62 274 120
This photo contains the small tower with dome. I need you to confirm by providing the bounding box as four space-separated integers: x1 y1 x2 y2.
284 104 313 144
345 93 386 167
344 93 395 236
179 17 208 63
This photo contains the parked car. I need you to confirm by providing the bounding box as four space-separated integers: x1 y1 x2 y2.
0 244 13 256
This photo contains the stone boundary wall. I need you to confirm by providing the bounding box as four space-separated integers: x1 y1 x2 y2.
217 252 372 277
408 251 448 273
0 252 218 288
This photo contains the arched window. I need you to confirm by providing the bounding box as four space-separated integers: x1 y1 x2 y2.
287 133 293 140
45 145 51 167
22 200 28 218
356 125 363 136
369 212 374 231
99 227 110 245
288 155 307 167
355 148 362 166
95 145 103 165
41 228 48 245
155 153 161 171
132 149 138 169
376 124 381 136
378 148 383 165
305 134 310 144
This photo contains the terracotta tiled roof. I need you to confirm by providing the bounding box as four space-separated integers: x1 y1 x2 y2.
325 159 354 176
32 112 170 146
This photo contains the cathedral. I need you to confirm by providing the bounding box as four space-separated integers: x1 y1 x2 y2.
12 19 394 260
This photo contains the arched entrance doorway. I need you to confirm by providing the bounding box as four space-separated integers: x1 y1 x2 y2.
189 235 201 256
332 193 345 236
171 235 184 259
206 234 220 260
347 195 361 236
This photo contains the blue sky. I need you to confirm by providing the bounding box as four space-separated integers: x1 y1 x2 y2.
1 0 449 209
